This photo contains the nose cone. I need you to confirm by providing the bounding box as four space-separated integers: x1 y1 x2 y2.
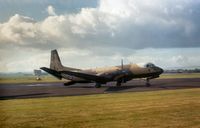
159 67 164 74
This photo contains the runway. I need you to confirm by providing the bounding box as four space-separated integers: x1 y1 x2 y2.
0 78 200 100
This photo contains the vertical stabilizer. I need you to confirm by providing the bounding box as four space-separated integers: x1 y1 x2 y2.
50 50 63 71
50 49 81 71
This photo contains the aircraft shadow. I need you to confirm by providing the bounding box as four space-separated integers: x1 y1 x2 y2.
66 84 149 91
157 85 200 89
105 85 147 92
67 86 96 88
0 93 50 100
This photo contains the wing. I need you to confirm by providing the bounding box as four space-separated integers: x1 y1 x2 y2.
60 70 109 83
40 67 62 79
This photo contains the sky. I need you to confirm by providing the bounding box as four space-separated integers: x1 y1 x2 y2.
0 0 200 72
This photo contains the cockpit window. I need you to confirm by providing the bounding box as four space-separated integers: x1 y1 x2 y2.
145 63 155 68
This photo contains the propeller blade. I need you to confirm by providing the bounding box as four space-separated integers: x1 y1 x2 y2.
121 59 123 70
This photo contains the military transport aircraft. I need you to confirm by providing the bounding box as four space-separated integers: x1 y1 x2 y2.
41 50 163 88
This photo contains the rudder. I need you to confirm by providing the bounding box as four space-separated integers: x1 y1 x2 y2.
50 49 63 71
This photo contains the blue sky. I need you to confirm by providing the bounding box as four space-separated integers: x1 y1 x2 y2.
0 0 200 72
0 0 98 22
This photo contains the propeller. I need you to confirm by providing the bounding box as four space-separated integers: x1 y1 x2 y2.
121 59 123 70
121 59 127 74
121 59 126 83
113 59 130 83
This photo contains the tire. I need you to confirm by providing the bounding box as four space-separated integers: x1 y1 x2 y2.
95 83 101 88
116 82 121 87
146 83 151 87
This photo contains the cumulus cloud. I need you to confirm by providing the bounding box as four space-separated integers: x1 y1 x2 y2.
1 0 200 50
46 5 57 16
0 0 200 72
0 14 36 44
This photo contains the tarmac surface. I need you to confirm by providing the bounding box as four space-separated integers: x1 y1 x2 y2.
0 78 200 100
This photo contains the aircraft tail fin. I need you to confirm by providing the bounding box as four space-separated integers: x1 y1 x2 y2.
50 49 81 71
50 50 63 71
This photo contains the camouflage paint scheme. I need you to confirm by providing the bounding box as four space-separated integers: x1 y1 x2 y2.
41 50 163 88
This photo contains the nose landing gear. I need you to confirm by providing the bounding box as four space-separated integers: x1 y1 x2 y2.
146 78 151 87
95 83 102 88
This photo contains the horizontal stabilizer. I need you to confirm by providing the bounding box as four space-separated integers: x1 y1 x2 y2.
40 67 62 79
60 70 108 83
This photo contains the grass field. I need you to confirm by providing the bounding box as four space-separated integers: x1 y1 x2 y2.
1 73 200 84
0 88 200 128
160 73 200 79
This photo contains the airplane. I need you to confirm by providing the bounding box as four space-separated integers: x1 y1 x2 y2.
41 50 163 88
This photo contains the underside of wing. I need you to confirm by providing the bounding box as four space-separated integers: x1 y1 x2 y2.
60 70 109 83
40 67 62 79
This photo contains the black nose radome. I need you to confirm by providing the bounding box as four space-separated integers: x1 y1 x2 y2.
159 68 164 74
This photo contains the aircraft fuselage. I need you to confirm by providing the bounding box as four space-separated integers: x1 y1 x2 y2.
60 64 163 85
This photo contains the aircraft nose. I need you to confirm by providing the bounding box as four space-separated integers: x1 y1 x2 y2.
159 67 164 74
155 67 163 74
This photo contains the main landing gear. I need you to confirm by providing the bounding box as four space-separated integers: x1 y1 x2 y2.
116 80 122 87
95 83 102 88
95 81 122 88
146 78 151 87
116 82 122 87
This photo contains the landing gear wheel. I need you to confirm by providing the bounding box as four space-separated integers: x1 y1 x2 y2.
116 81 121 87
95 83 101 88
146 83 151 87
64 83 70 86
146 78 151 87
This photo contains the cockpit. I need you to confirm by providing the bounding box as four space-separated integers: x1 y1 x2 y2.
136 62 163 76
145 63 156 68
